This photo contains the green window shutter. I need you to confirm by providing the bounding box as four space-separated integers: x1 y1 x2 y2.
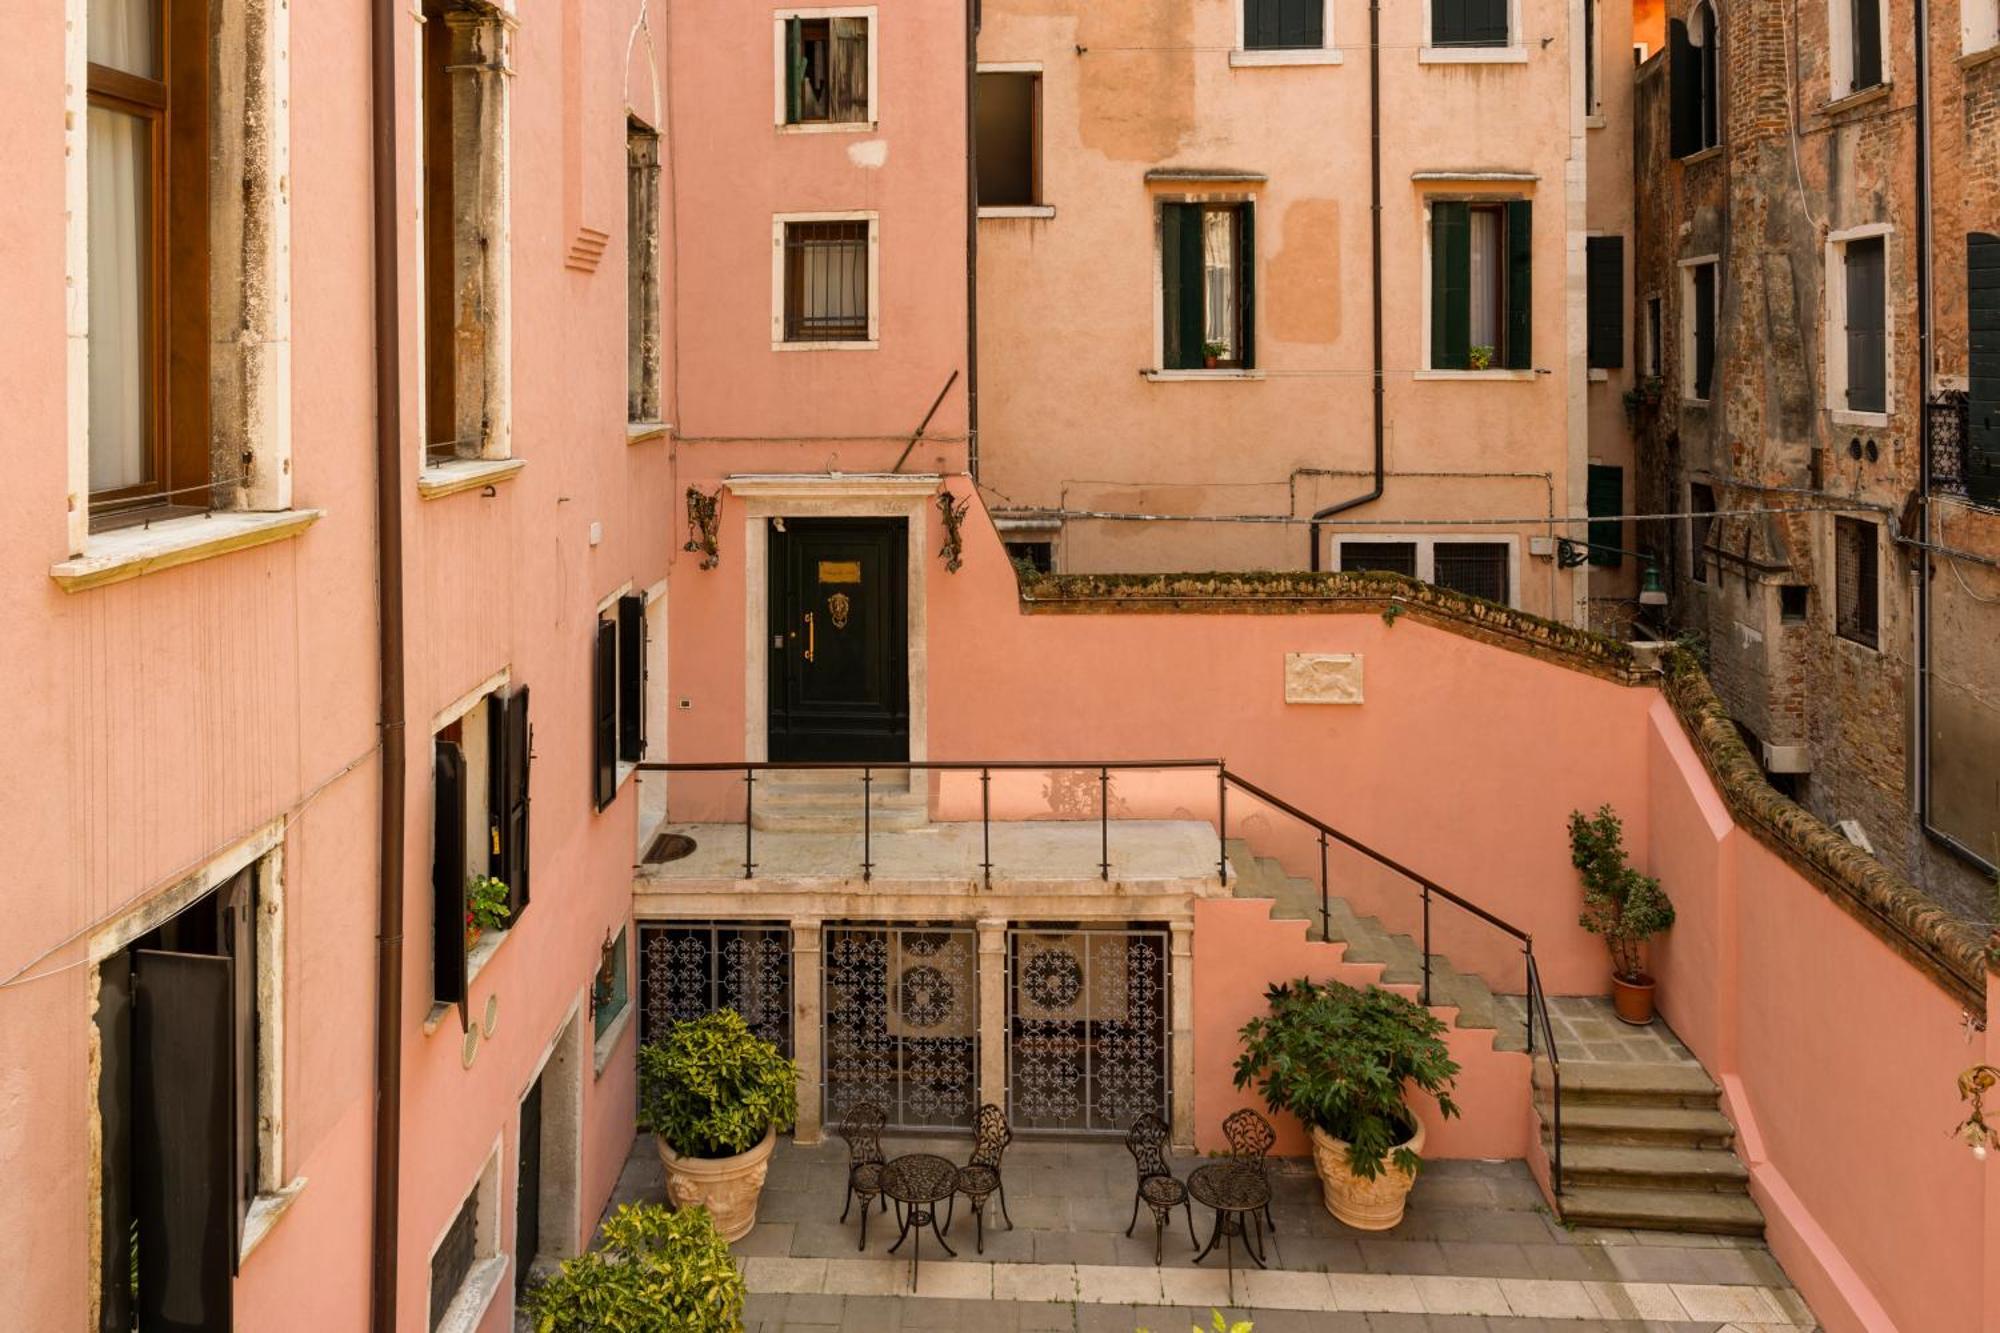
1586 236 1624 369
1969 233 2000 506
1587 464 1624 567
1668 20 1699 157
1505 199 1533 369
1238 204 1256 369
1246 0 1323 50
785 19 803 124
1431 201 1469 370
1163 204 1205 369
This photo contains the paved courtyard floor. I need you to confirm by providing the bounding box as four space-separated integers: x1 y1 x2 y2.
600 1132 1818 1332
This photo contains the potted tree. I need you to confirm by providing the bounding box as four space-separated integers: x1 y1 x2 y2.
524 1202 744 1333
639 1009 798 1241
1233 978 1460 1230
1570 805 1677 1025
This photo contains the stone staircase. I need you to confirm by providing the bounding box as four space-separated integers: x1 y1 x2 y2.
749 769 930 833
1224 838 1527 1054
1534 1058 1765 1237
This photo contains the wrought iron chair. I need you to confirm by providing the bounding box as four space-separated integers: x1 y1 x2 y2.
951 1102 1015 1253
1123 1113 1198 1265
1221 1106 1279 1234
836 1102 889 1250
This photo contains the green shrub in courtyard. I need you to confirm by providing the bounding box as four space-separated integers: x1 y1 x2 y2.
1233 976 1460 1180
1569 805 1675 981
639 1009 798 1159
524 1202 744 1333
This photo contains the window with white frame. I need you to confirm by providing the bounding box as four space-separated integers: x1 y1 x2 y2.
1963 0 1999 54
593 593 648 810
95 836 289 1328
1828 228 1890 419
773 214 879 347
1159 200 1256 370
1336 536 1519 606
774 8 876 127
1681 256 1718 402
1831 0 1888 96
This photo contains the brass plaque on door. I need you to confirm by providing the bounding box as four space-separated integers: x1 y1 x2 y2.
817 560 862 584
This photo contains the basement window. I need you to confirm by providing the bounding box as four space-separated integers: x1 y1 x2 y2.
593 594 648 810
434 684 531 1023
976 71 1042 208
1429 200 1533 372
1161 201 1256 370
777 10 874 127
1835 516 1880 649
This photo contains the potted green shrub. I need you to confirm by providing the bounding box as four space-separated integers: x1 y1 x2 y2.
524 1202 744 1333
464 874 511 949
639 1009 798 1241
1468 344 1496 371
1570 805 1677 1024
1233 977 1460 1230
1203 339 1229 369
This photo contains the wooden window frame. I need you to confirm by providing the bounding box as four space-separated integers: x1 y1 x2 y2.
627 118 662 425
1425 196 1533 373
1158 199 1257 371
87 0 213 528
772 7 879 131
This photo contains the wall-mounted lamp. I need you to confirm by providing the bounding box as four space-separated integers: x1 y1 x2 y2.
1956 1065 1999 1161
1556 538 1669 606
683 486 721 569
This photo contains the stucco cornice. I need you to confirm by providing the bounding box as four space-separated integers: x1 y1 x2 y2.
724 473 942 501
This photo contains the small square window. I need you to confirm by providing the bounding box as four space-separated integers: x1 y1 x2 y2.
1779 584 1808 621
1434 542 1511 604
1245 0 1325 50
781 13 871 125
1339 541 1419 577
781 219 873 343
1433 0 1509 47
1005 540 1053 573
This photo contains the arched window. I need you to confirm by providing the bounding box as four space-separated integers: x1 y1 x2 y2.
1672 2 1722 157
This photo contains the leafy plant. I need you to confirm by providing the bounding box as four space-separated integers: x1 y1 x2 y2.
524 1202 744 1333
1138 1313 1253 1333
1569 805 1676 981
1622 376 1665 414
639 1009 799 1159
1468 344 1496 371
465 874 511 941
1202 339 1230 361
1233 977 1460 1180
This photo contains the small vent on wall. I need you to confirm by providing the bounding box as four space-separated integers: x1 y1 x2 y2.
565 226 611 273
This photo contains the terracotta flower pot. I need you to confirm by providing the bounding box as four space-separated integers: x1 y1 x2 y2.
657 1125 777 1242
1612 973 1657 1026
1310 1116 1425 1231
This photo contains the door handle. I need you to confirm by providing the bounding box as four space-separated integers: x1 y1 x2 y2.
804 611 815 663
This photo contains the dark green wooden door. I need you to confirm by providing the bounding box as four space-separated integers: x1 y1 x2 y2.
769 519 909 762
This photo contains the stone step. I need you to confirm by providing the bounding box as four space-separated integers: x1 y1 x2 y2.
1536 1059 1721 1110
1554 1184 1766 1237
1557 1143 1751 1193
1551 1103 1739 1149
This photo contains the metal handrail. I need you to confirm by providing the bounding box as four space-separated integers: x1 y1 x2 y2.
1526 952 1565 1194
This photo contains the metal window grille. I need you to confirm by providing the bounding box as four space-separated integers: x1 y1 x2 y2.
823 923 979 1131
1006 924 1171 1135
1339 541 1419 578
1929 389 1970 498
638 923 794 1056
429 1188 479 1332
784 221 869 342
1433 542 1511 605
1835 517 1879 648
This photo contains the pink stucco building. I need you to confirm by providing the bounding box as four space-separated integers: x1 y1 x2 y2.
3 2 1999 1332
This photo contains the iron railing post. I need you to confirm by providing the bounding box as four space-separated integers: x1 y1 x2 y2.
1217 766 1228 886
1318 829 1330 943
1421 884 1432 1007
742 766 755 880
1099 766 1111 881
1523 946 1535 1055
980 767 992 888
862 767 873 883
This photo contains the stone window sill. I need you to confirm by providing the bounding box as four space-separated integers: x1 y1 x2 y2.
433 1256 508 1333
1831 408 1891 429
417 456 525 500
1229 47 1344 66
1589 368 1611 383
240 1178 308 1264
1678 144 1723 166
51 508 323 593
1413 368 1538 382
776 120 877 135
593 1000 636 1078
1585 113 1607 129
1420 45 1527 64
628 421 671 445
424 926 513 1035
1962 43 2000 70
979 205 1057 219
773 339 879 353
1142 368 1266 382
1822 82 1891 118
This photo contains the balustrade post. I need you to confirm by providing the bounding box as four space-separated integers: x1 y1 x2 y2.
1421 884 1432 1007
743 766 756 880
1099 767 1111 881
791 921 824 1144
980 767 992 888
1319 829 1330 943
861 767 873 883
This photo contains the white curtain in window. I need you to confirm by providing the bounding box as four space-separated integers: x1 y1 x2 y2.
1468 208 1501 352
88 106 152 493
1202 210 1235 357
89 0 159 77
802 239 866 325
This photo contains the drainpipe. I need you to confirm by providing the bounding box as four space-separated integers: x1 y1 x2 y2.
367 0 408 1326
1307 0 1384 570
1912 0 1936 837
964 0 981 482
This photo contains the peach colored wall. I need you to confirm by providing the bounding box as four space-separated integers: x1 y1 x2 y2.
1645 701 1993 1333
1192 899 1531 1160
974 0 1585 610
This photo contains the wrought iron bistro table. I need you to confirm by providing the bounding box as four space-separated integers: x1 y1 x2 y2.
1188 1162 1270 1305
881 1152 959 1288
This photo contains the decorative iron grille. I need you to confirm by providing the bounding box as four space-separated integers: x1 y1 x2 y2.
1433 542 1511 605
1929 389 1970 498
638 923 794 1056
1007 924 1170 1135
783 221 869 342
823 923 978 1131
